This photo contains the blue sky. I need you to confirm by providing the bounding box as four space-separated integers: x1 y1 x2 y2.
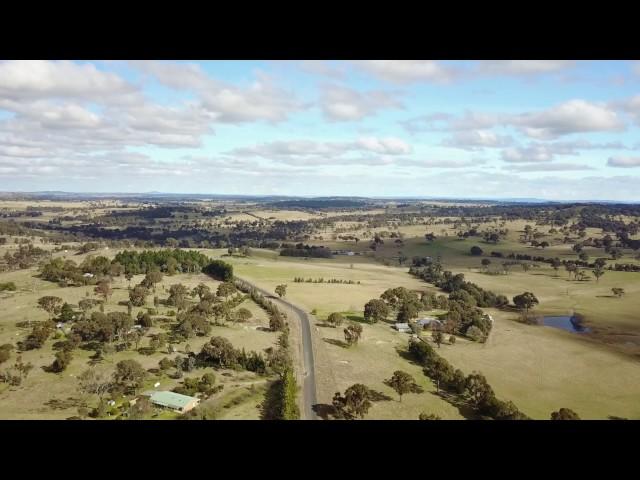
1 60 640 200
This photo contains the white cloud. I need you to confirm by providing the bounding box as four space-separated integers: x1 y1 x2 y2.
321 84 403 121
401 158 485 169
132 61 305 123
476 60 574 76
443 130 512 150
0 60 135 100
507 162 594 172
404 101 625 141
298 60 346 79
355 60 456 84
514 100 624 139
356 136 411 155
607 156 640 168
502 145 555 163
229 136 411 163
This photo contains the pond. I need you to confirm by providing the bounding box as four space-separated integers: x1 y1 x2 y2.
542 315 591 334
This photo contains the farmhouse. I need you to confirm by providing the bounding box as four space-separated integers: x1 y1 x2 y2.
416 317 442 329
144 391 200 413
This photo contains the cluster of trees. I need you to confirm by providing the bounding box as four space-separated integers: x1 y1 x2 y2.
202 260 234 282
1 243 49 271
293 277 359 284
197 336 269 375
280 243 332 258
72 311 137 346
19 321 55 351
409 265 507 339
235 280 288 333
0 354 34 386
40 257 94 286
173 373 221 397
611 263 640 272
75 360 149 416
409 339 528 420
114 249 212 275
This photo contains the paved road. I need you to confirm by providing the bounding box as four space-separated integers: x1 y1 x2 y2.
237 277 319 420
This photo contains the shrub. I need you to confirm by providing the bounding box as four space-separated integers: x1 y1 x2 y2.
0 282 17 292
466 325 484 342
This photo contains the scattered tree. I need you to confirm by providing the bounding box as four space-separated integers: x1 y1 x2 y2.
326 312 344 327
37 296 63 320
332 384 373 419
418 412 442 420
275 284 287 298
344 323 363 347
612 287 625 298
513 292 539 315
363 299 390 323
385 370 423 402
550 408 581 420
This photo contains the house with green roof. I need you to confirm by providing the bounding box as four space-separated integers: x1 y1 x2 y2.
144 391 200 413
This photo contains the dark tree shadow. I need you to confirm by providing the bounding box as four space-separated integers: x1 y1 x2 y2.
323 338 349 348
80 341 103 352
315 322 335 328
88 350 104 366
45 397 86 411
259 379 281 420
432 391 478 420
312 403 335 420
51 340 68 351
346 314 366 323
137 347 156 356
368 389 393 402
596 295 615 298
256 327 272 332
608 415 629 420
394 346 420 366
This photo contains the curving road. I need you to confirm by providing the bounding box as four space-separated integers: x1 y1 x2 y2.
237 277 319 420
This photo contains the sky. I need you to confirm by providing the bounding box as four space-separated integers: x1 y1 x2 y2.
1 60 640 200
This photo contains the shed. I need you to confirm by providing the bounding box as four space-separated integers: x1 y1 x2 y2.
394 322 411 333
148 391 200 413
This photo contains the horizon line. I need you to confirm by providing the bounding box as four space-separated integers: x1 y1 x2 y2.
0 190 638 204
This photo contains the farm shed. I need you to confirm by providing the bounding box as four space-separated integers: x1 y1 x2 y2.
146 391 200 413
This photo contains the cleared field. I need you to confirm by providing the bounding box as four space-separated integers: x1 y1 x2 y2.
222 253 430 319
229 249 640 420
317 320 464 419
249 209 324 221
438 309 640 419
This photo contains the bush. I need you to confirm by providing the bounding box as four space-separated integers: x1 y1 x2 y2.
0 282 17 292
203 260 234 281
49 349 73 372
466 325 484 342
